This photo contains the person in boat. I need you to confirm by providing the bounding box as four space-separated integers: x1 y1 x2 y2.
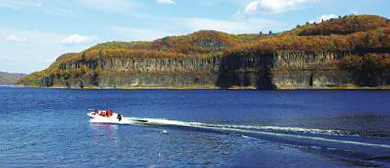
107 109 113 117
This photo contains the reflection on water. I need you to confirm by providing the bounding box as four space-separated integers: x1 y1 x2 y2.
90 123 118 162
90 123 118 142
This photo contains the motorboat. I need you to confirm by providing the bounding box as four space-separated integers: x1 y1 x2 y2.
87 109 123 123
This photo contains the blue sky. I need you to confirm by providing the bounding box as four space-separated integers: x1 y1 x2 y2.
1 0 390 73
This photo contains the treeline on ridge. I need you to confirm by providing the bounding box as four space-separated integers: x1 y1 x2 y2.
17 14 390 87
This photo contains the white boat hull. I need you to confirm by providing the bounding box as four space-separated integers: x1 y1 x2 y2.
87 112 123 124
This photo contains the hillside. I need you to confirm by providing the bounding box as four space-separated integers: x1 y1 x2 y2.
18 15 390 89
0 71 26 85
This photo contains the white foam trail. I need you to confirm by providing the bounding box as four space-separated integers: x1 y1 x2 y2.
194 124 352 136
120 117 390 149
223 125 350 135
124 117 350 136
194 125 390 149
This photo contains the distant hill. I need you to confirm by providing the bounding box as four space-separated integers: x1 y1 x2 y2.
18 15 390 89
0 71 26 85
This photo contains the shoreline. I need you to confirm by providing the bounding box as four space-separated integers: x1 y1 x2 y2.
9 84 390 90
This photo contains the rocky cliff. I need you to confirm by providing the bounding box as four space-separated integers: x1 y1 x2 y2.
18 15 390 89
43 56 222 88
217 51 355 89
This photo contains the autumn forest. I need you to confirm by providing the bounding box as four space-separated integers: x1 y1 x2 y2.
18 15 390 89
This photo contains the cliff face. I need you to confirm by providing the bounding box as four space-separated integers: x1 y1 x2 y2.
42 56 222 88
217 51 354 89
271 51 353 89
38 51 355 89
18 15 390 89
96 57 221 88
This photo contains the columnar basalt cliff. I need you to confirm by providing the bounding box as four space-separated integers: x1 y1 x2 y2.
18 15 390 89
218 51 353 89
48 56 222 88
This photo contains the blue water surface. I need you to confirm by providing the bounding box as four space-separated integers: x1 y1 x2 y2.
0 87 390 167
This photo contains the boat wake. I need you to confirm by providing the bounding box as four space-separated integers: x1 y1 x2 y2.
87 116 390 166
113 117 390 150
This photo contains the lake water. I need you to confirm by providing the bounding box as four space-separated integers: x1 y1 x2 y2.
1 87 390 167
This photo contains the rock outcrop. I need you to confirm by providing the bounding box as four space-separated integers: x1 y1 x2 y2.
33 51 358 89
217 51 354 89
44 56 221 88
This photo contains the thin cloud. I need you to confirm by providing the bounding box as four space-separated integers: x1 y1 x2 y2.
0 28 94 73
78 0 139 14
0 0 139 17
310 14 339 23
186 18 284 34
0 0 42 9
156 0 175 5
242 0 318 14
110 16 285 40
0 0 75 17
243 1 261 14
0 55 13 61
110 27 176 41
61 34 96 45
320 14 338 21
5 35 28 42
